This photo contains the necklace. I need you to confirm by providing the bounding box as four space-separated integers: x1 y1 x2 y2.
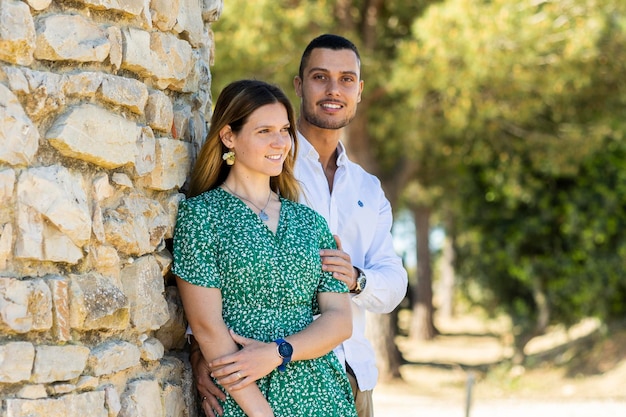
222 183 272 221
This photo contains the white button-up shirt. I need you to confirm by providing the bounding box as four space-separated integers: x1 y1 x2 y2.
295 132 408 391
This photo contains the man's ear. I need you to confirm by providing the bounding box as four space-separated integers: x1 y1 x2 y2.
220 125 234 147
293 76 303 98
357 79 364 103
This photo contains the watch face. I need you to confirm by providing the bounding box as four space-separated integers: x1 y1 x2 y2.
278 342 293 358
358 274 366 290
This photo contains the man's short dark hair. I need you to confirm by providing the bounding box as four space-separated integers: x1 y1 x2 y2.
298 34 361 79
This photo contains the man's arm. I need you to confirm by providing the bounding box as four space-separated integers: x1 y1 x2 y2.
321 197 408 314
352 194 408 313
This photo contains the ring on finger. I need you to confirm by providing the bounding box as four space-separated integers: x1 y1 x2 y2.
236 371 243 379
202 396 207 402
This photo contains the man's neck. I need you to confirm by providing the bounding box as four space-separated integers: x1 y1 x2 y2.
297 118 342 172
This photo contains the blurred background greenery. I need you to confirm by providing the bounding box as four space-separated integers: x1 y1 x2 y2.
209 0 626 380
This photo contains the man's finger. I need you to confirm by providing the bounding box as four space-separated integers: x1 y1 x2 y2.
333 234 343 251
201 397 217 417
204 394 223 417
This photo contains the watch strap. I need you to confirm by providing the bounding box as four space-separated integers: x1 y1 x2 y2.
351 267 366 294
274 338 292 372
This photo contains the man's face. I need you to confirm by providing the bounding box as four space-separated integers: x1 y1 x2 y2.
295 48 364 130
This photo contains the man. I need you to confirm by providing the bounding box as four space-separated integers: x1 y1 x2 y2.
189 34 408 417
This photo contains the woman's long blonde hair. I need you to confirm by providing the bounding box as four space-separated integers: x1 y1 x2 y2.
188 80 300 201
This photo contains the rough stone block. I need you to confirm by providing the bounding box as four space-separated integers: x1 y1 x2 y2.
163 384 185 417
154 286 187 351
120 255 169 332
0 223 13 270
5 390 107 417
0 277 52 333
87 340 140 376
46 104 143 169
151 0 180 31
98 74 149 114
103 194 169 257
136 137 191 191
63 71 104 98
121 28 192 91
75 0 145 16
145 90 174 133
0 84 39 166
119 379 163 417
34 14 110 63
69 273 129 331
173 0 203 47
25 0 52 11
0 0 36 65
32 344 90 383
46 275 70 342
135 126 157 176
15 165 90 263
140 337 164 361
0 341 35 383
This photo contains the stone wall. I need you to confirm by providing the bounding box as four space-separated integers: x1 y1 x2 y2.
0 1 223 416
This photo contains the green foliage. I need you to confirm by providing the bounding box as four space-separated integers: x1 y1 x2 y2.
210 0 626 351
389 0 626 345
211 0 336 103
211 1 435 184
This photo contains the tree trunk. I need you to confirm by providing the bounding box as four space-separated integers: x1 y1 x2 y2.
342 0 406 381
366 310 403 382
410 205 437 340
438 231 456 319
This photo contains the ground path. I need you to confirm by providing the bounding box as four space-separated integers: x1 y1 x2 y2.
373 388 626 417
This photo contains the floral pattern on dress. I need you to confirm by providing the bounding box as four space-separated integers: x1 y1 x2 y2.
173 187 357 417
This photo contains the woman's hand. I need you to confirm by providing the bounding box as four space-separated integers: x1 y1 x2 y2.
209 329 281 391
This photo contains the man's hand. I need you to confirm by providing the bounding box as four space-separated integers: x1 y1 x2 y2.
320 235 358 291
189 338 226 417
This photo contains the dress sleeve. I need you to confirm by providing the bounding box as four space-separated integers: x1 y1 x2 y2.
314 213 348 294
172 198 221 288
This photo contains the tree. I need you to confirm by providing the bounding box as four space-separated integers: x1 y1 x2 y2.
391 0 626 361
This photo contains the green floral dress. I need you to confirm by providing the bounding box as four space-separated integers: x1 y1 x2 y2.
173 188 357 417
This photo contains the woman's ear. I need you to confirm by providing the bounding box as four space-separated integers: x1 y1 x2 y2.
220 125 234 147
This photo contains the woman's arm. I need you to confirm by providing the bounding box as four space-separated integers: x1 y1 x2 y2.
176 277 274 417
288 291 352 360
209 290 352 389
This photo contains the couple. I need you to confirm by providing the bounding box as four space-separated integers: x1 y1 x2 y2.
173 34 408 417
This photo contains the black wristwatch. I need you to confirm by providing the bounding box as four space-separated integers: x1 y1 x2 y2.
274 338 293 372
351 267 367 294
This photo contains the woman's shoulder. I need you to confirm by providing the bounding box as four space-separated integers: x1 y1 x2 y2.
282 196 315 214
281 197 327 224
178 189 224 214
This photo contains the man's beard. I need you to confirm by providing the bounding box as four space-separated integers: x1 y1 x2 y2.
301 100 355 130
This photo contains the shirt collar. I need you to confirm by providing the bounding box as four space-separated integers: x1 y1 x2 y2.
297 131 348 167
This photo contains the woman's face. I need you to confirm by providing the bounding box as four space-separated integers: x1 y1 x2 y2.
225 102 292 179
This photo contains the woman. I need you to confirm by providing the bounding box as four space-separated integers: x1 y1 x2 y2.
173 80 357 417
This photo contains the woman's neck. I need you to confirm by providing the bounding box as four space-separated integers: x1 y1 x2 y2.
222 175 270 205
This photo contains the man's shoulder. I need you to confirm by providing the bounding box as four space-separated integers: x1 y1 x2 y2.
343 158 383 188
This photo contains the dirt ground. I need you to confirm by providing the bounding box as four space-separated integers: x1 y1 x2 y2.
371 311 626 416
